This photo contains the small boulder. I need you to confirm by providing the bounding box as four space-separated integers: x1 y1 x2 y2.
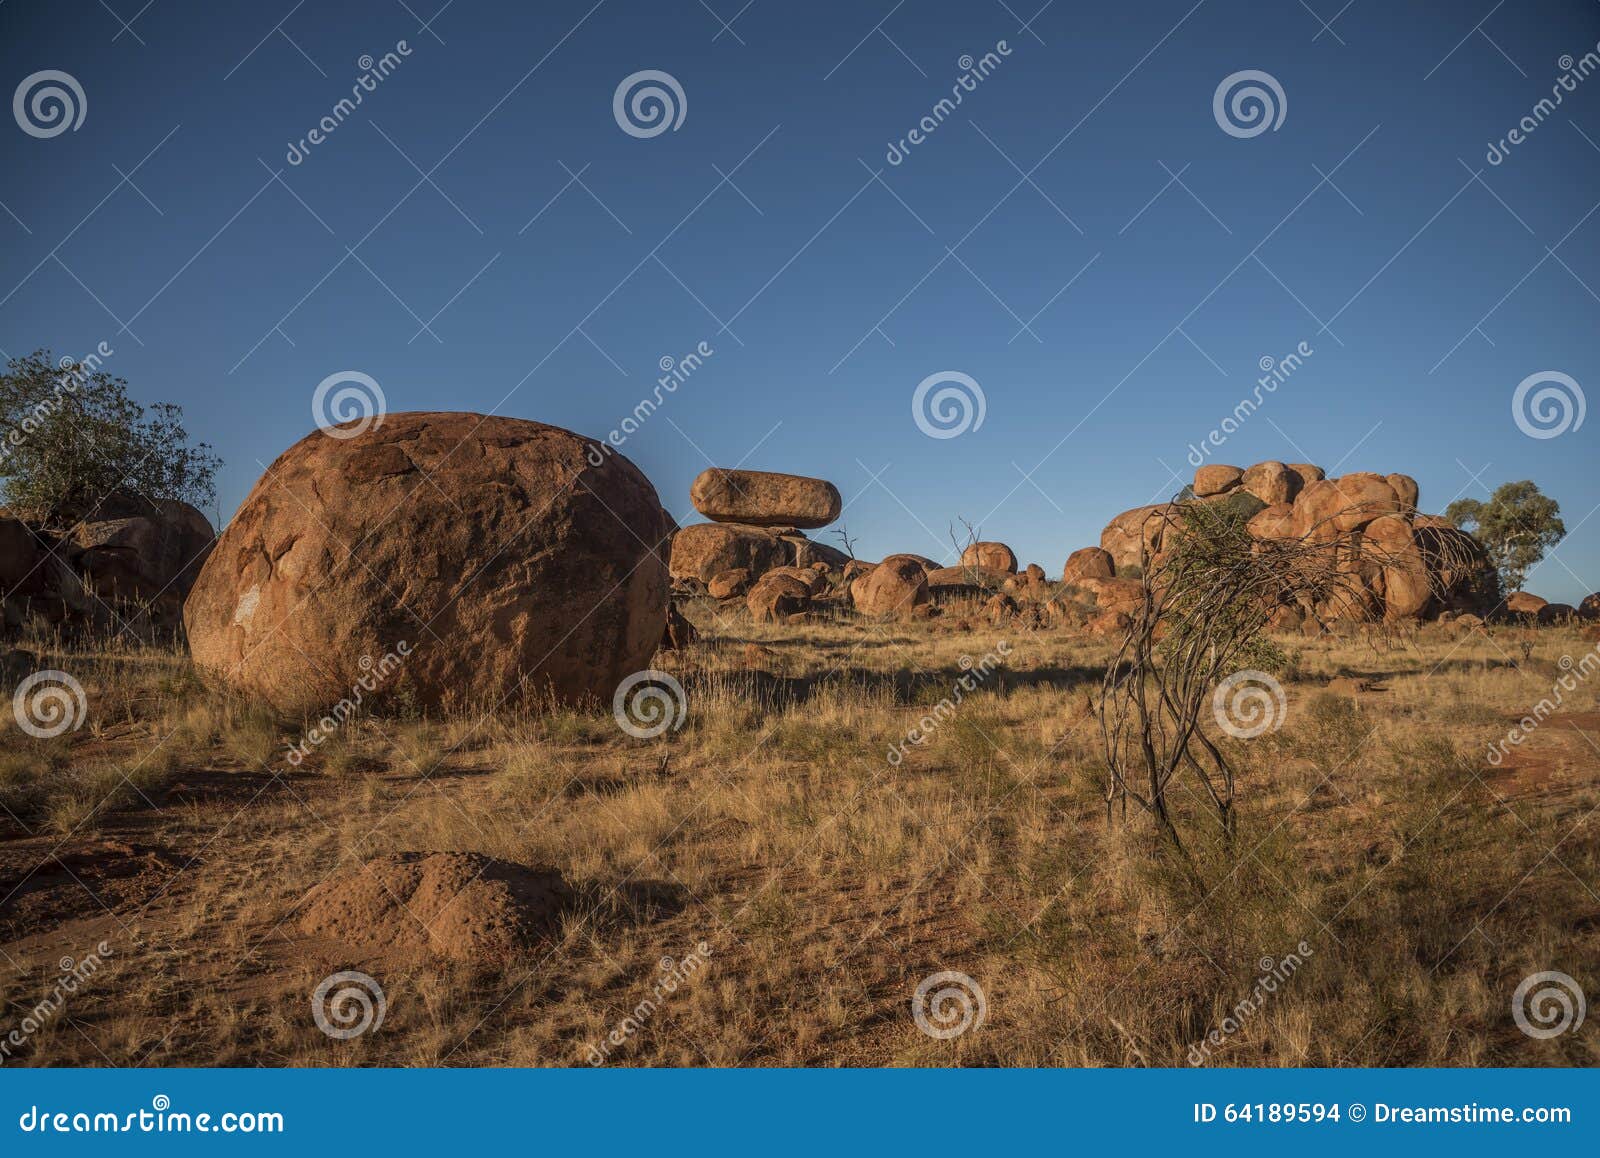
1061 546 1114 583
1505 591 1548 617
959 541 1018 573
1086 609 1132 637
747 573 812 623
707 568 752 599
853 556 929 617
1193 464 1243 497
1247 503 1297 540
1241 461 1298 506
1537 603 1577 626
1100 504 1172 570
1386 473 1419 514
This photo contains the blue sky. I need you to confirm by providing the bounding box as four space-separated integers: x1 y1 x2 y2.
2 0 1597 601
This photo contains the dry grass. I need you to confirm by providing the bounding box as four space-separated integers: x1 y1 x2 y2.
1 607 1597 1068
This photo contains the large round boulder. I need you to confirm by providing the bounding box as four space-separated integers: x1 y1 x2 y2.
689 468 841 529
183 412 672 714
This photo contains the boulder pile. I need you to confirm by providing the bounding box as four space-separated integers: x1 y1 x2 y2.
1086 460 1497 625
670 467 852 588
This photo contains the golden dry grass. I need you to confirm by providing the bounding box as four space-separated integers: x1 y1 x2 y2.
1 607 1597 1067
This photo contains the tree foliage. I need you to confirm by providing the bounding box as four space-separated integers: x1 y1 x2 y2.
1444 480 1564 594
0 348 220 525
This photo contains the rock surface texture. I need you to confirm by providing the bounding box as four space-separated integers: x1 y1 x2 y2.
689 468 841 530
183 412 672 714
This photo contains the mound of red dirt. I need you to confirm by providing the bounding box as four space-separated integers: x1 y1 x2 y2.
297 852 573 965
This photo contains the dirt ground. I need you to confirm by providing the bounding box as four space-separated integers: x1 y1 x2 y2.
2 604 1598 1067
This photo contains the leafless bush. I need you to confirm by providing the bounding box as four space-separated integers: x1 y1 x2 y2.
1097 498 1476 865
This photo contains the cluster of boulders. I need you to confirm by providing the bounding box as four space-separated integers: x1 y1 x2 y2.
0 493 215 641
671 467 858 625
669 469 850 589
1090 460 1501 628
22 409 1582 721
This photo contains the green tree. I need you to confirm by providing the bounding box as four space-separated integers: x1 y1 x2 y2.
1444 481 1565 594
0 348 220 526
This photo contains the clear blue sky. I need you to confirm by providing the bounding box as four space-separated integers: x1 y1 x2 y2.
3 0 1597 601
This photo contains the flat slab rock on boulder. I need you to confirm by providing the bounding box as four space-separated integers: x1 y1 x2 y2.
689 468 841 530
298 852 573 965
183 412 672 715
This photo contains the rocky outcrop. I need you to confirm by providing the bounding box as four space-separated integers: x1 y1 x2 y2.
689 468 841 529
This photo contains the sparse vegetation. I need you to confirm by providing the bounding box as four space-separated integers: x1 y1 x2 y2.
1 608 1595 1067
